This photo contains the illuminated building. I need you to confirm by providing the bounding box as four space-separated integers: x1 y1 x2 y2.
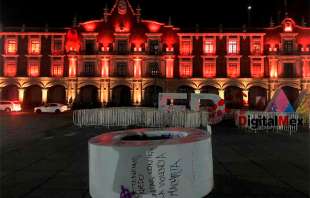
0 0 310 109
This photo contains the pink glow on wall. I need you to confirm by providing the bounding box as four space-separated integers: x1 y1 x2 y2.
83 22 97 32
65 29 81 52
101 58 109 78
133 58 142 78
69 57 77 77
143 20 163 33
165 58 174 78
303 61 310 77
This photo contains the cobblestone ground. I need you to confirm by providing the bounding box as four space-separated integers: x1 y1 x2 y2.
0 112 309 198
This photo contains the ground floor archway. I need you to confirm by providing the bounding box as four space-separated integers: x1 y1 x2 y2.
47 85 66 104
143 85 163 107
200 86 219 95
24 85 42 108
1 85 19 101
111 85 131 107
224 86 243 109
249 86 267 110
76 85 100 109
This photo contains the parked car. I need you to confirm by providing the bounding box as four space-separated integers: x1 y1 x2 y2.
34 103 69 113
0 101 22 112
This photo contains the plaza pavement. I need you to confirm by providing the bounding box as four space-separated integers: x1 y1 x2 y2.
0 112 309 198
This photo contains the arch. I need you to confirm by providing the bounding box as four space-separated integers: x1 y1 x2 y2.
143 85 163 107
45 81 68 89
247 81 268 90
22 81 44 89
24 85 42 108
224 86 243 109
1 85 19 101
76 85 100 108
222 80 245 89
281 86 300 106
47 85 66 104
200 86 219 95
198 81 221 90
248 86 267 110
1 80 21 88
111 85 132 107
78 81 100 90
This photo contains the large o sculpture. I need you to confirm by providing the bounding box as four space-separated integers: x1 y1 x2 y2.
89 128 213 198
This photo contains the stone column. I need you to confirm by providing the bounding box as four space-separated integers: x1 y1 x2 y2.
0 87 2 100
242 89 249 107
18 88 25 103
219 89 225 99
42 88 48 104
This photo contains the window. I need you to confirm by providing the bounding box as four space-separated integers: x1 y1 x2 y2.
180 61 192 78
28 60 40 77
116 62 128 77
203 62 216 78
4 60 17 77
149 40 160 55
51 60 63 77
30 39 41 54
85 40 96 54
283 40 294 53
227 62 240 78
252 40 261 55
180 40 192 55
53 38 63 54
251 62 263 78
228 39 238 54
204 40 214 54
6 39 17 54
83 61 96 76
149 62 160 77
117 40 128 54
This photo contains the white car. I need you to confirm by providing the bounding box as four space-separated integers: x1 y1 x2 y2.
0 101 22 112
34 103 69 113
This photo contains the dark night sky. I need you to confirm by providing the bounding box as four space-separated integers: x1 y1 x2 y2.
1 0 310 29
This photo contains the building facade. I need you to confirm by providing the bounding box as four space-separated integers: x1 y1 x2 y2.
0 0 310 109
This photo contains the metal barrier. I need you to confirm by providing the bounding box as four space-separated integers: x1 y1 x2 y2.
73 107 209 128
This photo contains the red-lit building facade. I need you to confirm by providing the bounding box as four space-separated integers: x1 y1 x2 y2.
0 0 310 109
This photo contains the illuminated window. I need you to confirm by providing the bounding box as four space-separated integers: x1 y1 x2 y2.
6 39 17 54
228 39 238 54
28 60 40 77
251 62 263 78
252 40 261 54
203 62 216 78
180 61 192 78
30 39 41 54
227 62 240 78
204 40 214 54
180 40 192 55
4 60 17 77
51 61 63 77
